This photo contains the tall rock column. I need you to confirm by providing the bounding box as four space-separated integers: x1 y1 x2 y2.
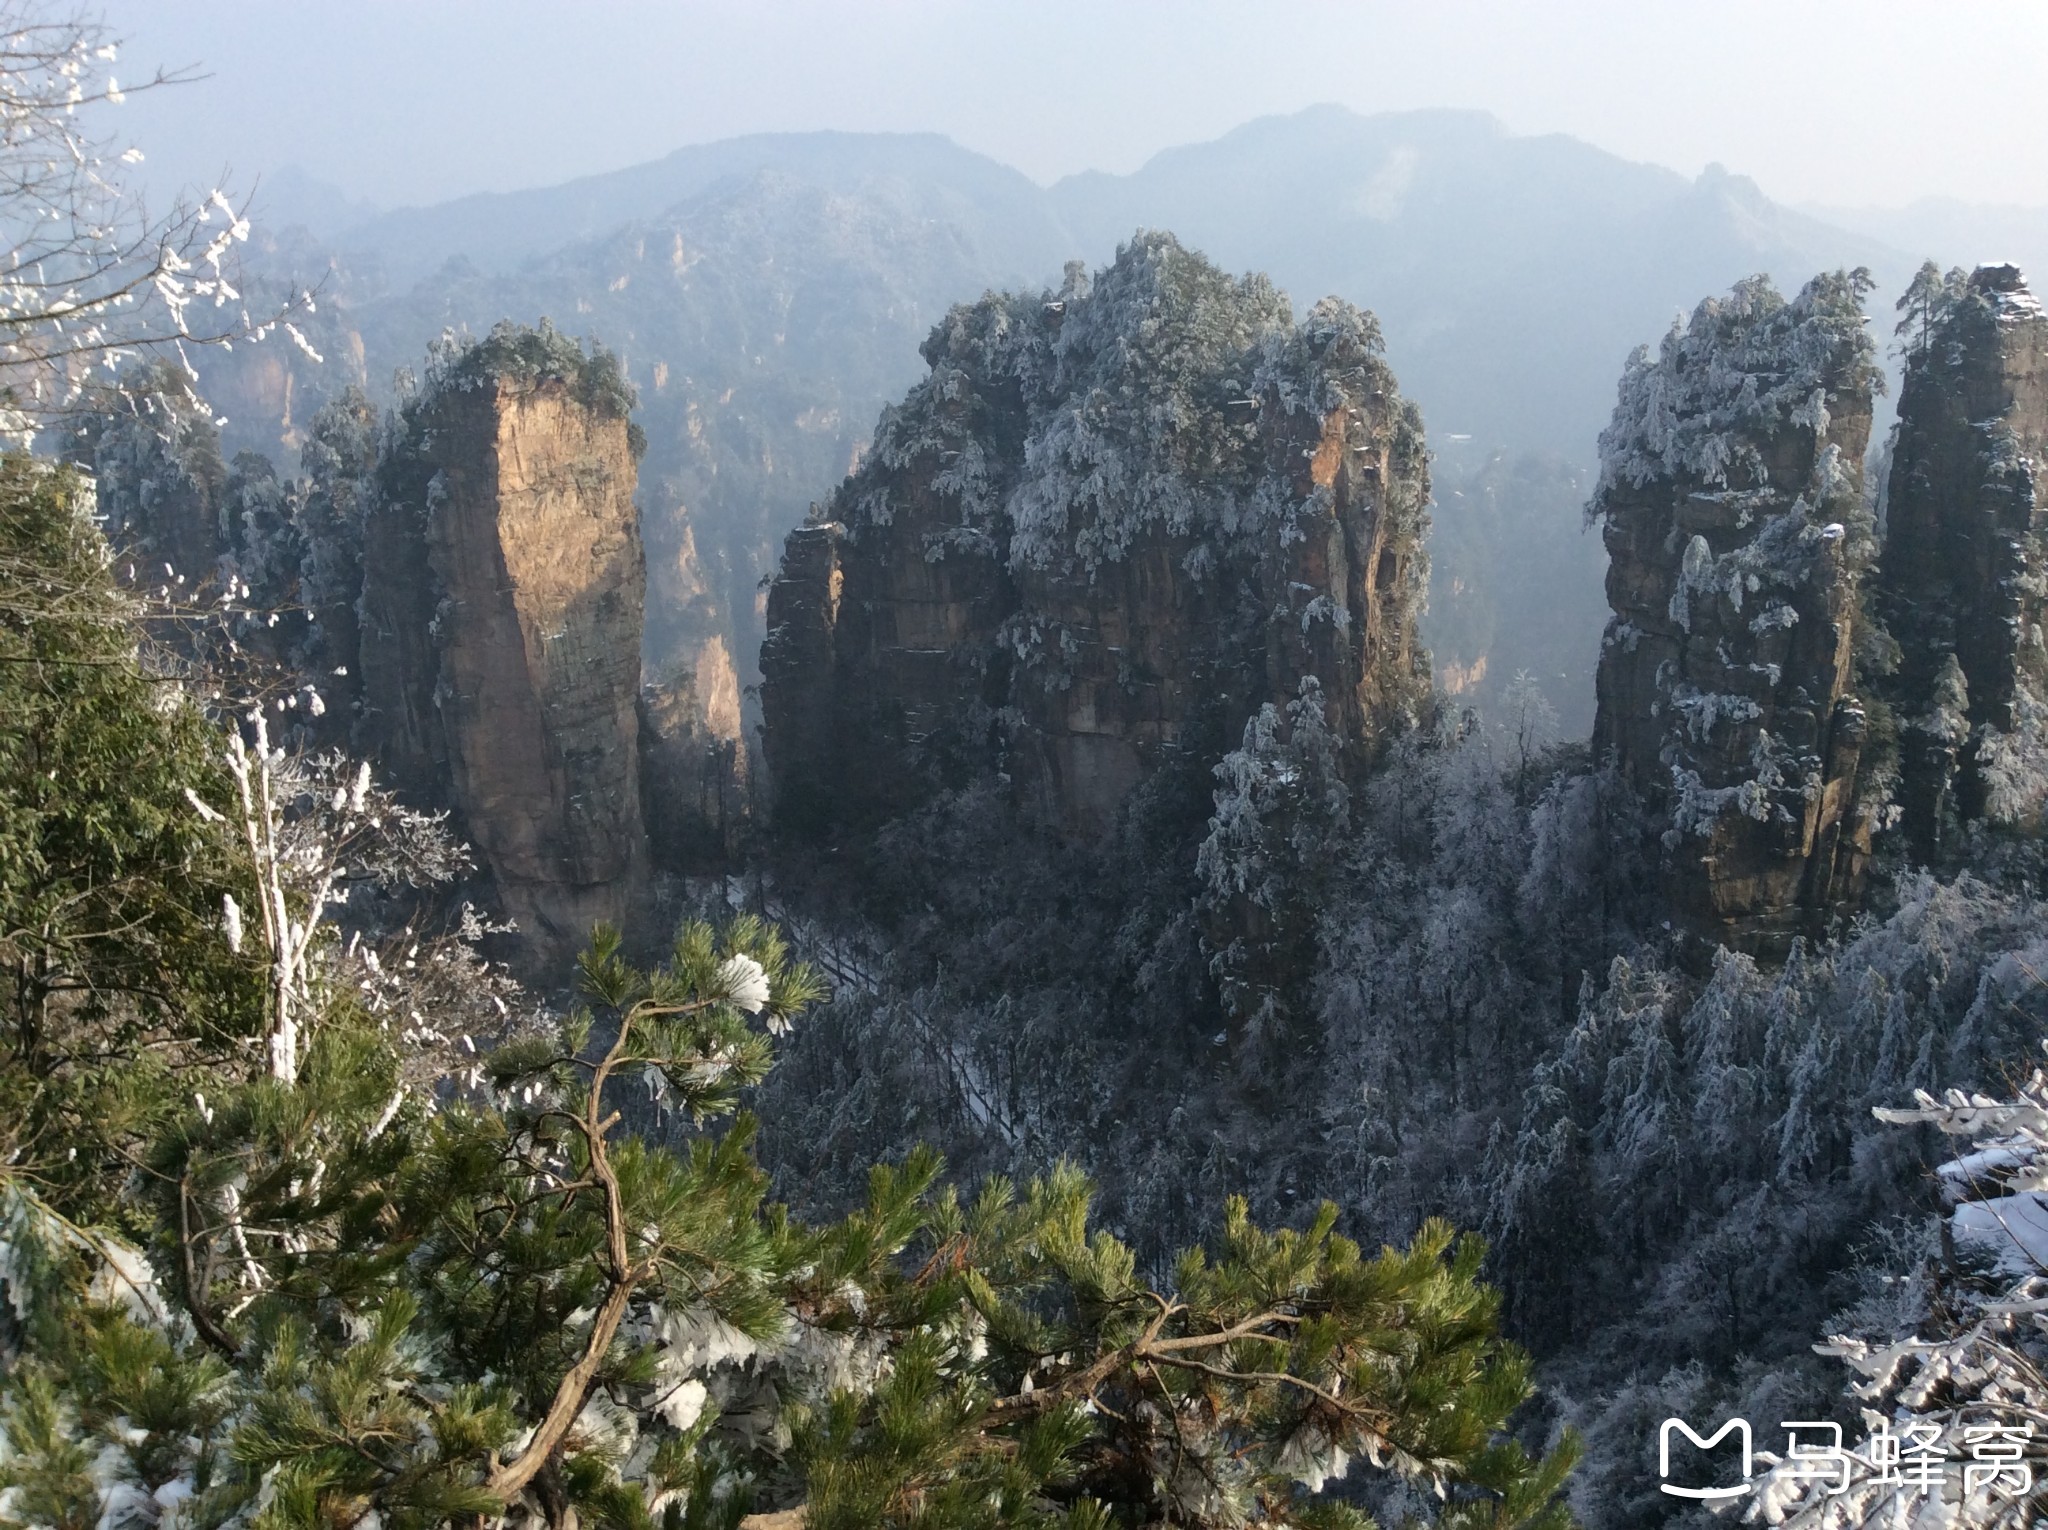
358 324 648 962
69 361 229 599
760 234 1432 839
1878 263 2048 856
1590 271 1880 951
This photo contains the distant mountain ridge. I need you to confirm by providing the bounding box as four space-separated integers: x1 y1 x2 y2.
321 131 1077 291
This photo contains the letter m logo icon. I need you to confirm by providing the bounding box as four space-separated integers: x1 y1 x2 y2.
1659 1417 1753 1500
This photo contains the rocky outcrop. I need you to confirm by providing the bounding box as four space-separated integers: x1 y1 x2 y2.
1878 264 2048 857
636 514 751 868
760 234 1433 838
292 388 381 747
357 323 648 961
639 632 748 868
1591 271 1880 951
70 362 229 596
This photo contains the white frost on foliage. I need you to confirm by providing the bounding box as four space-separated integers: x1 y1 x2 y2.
1667 731 1808 839
1974 679 2048 828
841 233 1417 588
1595 271 1874 500
1275 1425 1353 1494
640 1296 891 1453
1672 685 1763 743
86 1238 171 1329
715 953 770 1015
1197 677 1349 911
1747 1053 2048 1527
1667 498 1838 643
1951 1192 2048 1274
655 1377 709 1433
1670 534 1715 633
571 1390 640 1462
0 1181 169 1330
656 1303 760 1374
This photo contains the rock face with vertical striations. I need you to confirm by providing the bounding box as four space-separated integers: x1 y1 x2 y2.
1590 271 1881 951
759 233 1433 839
1877 263 2048 859
357 323 648 962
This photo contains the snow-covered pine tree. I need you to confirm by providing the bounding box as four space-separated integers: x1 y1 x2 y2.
1197 676 1350 1048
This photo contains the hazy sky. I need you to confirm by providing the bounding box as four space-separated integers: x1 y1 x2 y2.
96 1 2048 215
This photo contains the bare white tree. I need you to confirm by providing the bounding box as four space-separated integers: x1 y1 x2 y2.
0 2 310 439
188 709 478 1082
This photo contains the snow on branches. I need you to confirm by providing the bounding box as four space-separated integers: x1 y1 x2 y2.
0 6 313 439
1595 271 1878 502
1744 1054 2048 1528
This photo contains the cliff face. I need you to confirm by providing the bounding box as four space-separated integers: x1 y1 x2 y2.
292 388 382 748
358 325 648 960
760 233 1432 838
636 515 750 869
639 630 748 869
71 363 230 597
1878 264 2048 856
1590 272 1880 950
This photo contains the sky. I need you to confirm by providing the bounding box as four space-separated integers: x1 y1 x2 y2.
94 1 2048 217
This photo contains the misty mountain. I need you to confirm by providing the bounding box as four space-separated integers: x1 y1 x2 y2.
217 107 1967 733
1051 107 1906 452
320 131 1076 291
247 165 381 244
259 168 1059 714
1804 196 2048 300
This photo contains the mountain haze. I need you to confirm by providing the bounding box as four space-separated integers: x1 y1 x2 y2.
323 131 1076 290
1807 196 2048 301
214 107 1994 733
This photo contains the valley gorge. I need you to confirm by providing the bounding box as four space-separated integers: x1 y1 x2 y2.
16 0 2048 1510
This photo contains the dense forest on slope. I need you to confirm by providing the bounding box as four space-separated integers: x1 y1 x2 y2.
47 217 2048 1530
4 443 1580 1527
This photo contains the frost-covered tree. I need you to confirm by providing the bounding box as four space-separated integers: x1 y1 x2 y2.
1594 270 1879 502
1198 677 1350 1044
291 385 378 729
62 358 229 595
0 2 314 439
1743 1056 2048 1529
219 449 301 633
